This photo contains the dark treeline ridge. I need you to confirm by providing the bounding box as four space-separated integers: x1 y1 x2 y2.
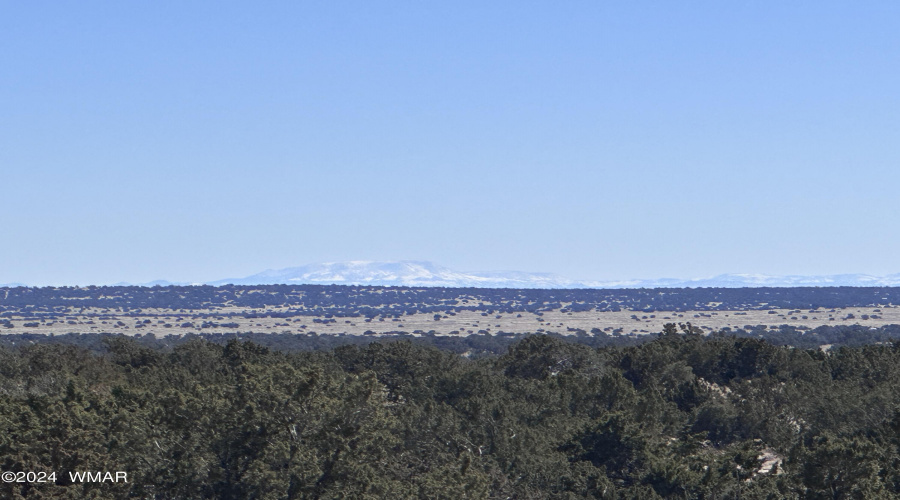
3 322 900 355
4 327 900 498
4 285 900 317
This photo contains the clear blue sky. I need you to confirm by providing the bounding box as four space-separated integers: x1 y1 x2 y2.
3 2 899 285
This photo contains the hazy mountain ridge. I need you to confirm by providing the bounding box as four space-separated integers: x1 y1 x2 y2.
207 261 586 288
205 261 900 289
10 262 900 288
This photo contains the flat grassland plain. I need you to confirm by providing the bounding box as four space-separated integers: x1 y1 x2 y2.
2 285 899 338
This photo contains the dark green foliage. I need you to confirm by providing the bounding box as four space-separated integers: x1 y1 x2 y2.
7 283 900 321
4 328 900 497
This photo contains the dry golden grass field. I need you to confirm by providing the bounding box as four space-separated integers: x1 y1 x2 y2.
3 304 898 337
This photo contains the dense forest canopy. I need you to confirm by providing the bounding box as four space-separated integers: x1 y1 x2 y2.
2 328 900 498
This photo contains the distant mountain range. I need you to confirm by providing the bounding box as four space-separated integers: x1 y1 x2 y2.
10 262 900 288
206 261 583 288
609 273 900 289
202 261 900 289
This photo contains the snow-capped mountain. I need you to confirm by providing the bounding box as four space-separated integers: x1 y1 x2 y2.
654 273 900 288
11 264 900 289
206 262 900 289
208 261 587 288
585 273 900 288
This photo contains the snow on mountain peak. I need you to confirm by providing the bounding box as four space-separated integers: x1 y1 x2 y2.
209 261 583 288
200 262 900 288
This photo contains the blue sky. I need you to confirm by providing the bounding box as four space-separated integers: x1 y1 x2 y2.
3 2 899 285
